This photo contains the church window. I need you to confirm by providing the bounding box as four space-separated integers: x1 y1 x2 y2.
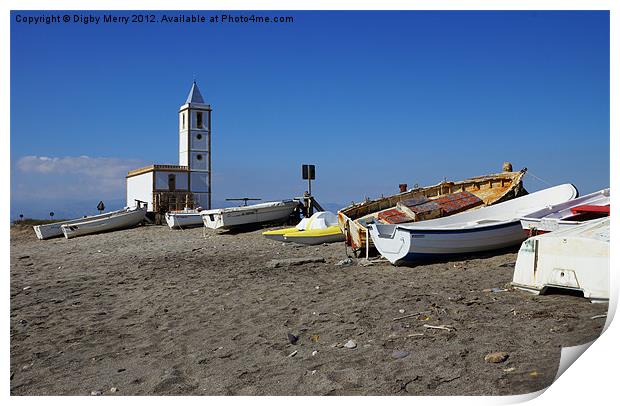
197 154 203 161
182 113 185 129
197 112 203 128
196 133 203 140
168 174 176 191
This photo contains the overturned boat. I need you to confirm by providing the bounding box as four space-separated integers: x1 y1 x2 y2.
520 188 609 235
165 208 204 229
512 217 609 302
61 205 147 239
368 184 578 265
201 200 300 230
338 168 527 254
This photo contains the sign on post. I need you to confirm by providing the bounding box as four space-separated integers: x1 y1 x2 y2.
97 201 105 213
302 164 315 180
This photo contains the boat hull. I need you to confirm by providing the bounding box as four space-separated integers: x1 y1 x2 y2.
370 221 526 264
519 188 609 233
338 170 527 253
262 227 299 242
165 212 204 229
202 201 299 230
512 218 609 301
369 184 578 265
283 226 344 245
61 207 147 239
33 208 128 240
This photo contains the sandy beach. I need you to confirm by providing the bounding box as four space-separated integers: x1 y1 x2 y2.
10 223 607 396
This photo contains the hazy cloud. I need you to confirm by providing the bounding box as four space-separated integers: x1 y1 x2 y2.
13 155 147 201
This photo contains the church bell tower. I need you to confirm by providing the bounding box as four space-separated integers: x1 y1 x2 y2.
179 81 212 209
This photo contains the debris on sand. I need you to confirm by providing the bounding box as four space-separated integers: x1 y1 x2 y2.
358 258 387 267
423 324 454 332
335 258 353 266
484 352 509 363
90 390 103 396
266 257 325 268
287 350 298 358
287 333 299 345
344 339 357 349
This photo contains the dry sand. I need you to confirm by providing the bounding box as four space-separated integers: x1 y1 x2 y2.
10 223 607 395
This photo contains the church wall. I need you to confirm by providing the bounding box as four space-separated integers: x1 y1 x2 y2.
154 171 189 191
126 172 154 211
190 172 209 193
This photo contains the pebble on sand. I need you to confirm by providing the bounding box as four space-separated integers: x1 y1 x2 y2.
344 339 357 349
90 390 103 396
110 387 118 393
484 352 509 363
335 258 353 266
391 350 410 359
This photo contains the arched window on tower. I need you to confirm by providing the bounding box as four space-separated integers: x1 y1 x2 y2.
197 112 203 129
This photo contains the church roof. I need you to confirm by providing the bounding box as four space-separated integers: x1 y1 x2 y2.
185 81 205 104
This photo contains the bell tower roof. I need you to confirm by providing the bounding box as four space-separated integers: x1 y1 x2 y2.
185 81 205 104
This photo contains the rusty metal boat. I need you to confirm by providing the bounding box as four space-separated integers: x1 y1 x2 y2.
338 166 527 255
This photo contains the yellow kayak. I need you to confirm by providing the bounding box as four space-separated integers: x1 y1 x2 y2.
262 227 299 242
283 225 344 245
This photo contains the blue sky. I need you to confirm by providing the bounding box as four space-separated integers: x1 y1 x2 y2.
10 10 609 219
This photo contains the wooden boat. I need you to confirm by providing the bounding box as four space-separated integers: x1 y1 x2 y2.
283 226 344 245
34 207 134 240
368 184 578 265
61 205 147 239
520 188 609 234
165 208 204 229
201 200 300 230
512 217 609 301
263 211 343 244
338 169 527 254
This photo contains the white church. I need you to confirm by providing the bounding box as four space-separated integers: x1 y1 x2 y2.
126 81 212 213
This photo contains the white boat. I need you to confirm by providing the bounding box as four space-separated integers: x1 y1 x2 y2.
201 200 300 230
165 208 204 229
61 205 147 239
368 184 578 265
520 188 609 234
512 217 609 301
33 207 131 240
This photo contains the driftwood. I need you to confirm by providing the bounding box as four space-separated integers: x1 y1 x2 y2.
392 311 431 321
423 324 454 332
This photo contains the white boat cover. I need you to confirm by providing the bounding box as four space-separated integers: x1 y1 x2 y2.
295 211 339 231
